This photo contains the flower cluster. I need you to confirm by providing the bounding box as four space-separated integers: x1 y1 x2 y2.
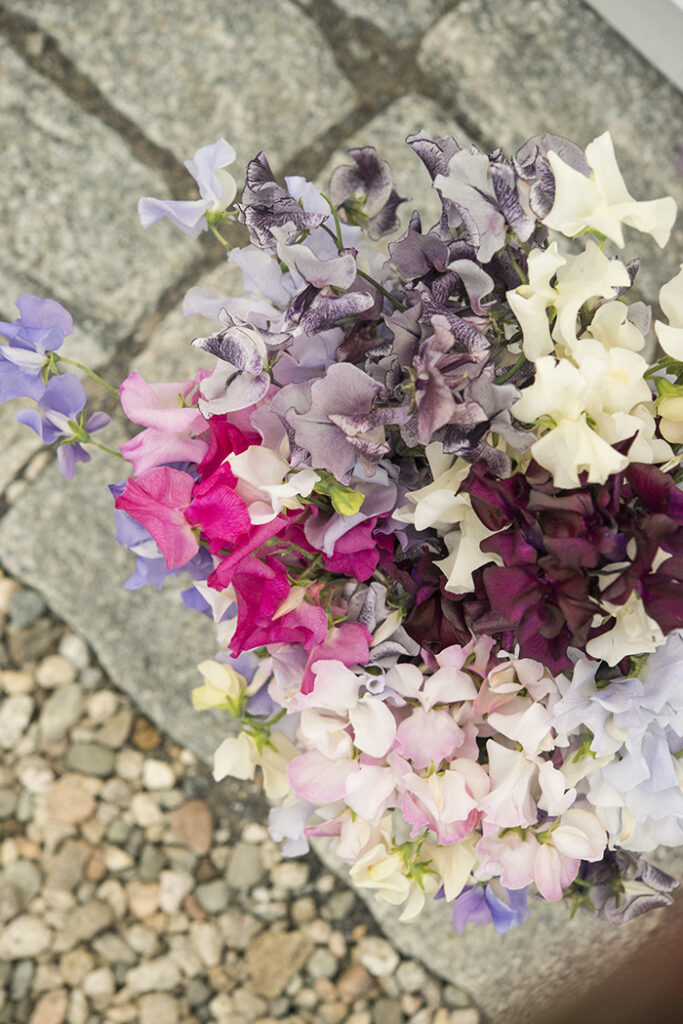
3 129 682 934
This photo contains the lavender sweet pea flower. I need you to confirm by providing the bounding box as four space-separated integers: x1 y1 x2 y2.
138 138 237 238
15 374 110 478
0 294 73 402
452 882 529 934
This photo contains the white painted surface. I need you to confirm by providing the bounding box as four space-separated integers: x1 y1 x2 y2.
586 0 683 92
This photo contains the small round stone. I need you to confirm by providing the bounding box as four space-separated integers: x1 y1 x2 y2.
355 936 400 978
396 959 426 994
82 966 115 1009
36 655 76 689
57 633 90 670
8 590 46 629
306 948 338 980
142 759 175 790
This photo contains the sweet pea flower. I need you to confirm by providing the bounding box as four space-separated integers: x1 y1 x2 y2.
401 760 489 844
348 833 440 922
0 294 73 402
114 466 199 569
118 371 209 475
226 445 319 524
191 659 247 713
654 264 683 360
213 728 297 801
138 138 237 238
15 373 110 479
543 131 677 248
451 882 529 934
586 591 665 666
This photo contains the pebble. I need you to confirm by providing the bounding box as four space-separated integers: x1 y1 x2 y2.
8 590 46 629
190 920 224 968
95 707 133 748
131 792 164 827
28 987 68 1024
356 936 400 977
138 993 180 1024
307 947 339 980
132 717 161 751
247 929 314 998
82 966 115 1009
66 989 88 1024
336 965 375 1002
59 949 95 986
0 915 52 959
159 870 194 915
195 878 229 914
227 841 265 889
65 900 114 942
46 840 90 892
46 780 95 823
447 1012 480 1024
115 747 143 780
65 742 115 777
396 959 427 994
57 634 89 670
86 690 118 723
270 861 310 890
126 879 160 918
39 684 84 743
125 956 181 994
142 758 175 790
0 669 35 694
169 800 213 855
36 655 76 689
5 858 42 903
0 694 34 749
92 931 137 966
373 998 403 1024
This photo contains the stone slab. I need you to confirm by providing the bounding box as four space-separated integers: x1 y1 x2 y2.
5 0 357 169
319 94 472 233
419 0 683 303
330 0 453 41
0 40 198 348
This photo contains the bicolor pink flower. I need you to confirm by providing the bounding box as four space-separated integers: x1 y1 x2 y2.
114 467 198 569
321 517 379 581
300 622 372 695
401 760 489 844
394 706 465 771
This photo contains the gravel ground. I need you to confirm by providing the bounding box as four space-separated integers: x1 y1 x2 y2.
0 569 482 1024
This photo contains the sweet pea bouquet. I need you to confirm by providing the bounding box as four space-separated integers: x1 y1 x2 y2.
4 128 683 934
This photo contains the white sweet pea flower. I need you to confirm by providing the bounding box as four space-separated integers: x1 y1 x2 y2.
436 500 502 595
584 300 646 352
586 591 665 666
422 837 477 901
551 243 630 353
348 836 439 922
543 131 677 248
226 445 319 524
512 356 629 487
393 443 469 531
213 729 296 802
506 242 566 360
654 264 683 360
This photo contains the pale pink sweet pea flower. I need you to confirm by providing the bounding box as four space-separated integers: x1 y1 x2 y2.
478 741 537 829
119 371 209 475
401 759 489 844
393 706 464 771
287 747 360 803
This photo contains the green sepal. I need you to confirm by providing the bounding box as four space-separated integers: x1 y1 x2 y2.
314 470 365 516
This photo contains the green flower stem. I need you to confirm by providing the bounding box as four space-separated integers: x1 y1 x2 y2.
209 223 232 248
88 438 125 459
54 355 120 398
496 352 528 384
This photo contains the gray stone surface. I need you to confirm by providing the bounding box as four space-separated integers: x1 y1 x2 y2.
419 0 683 302
0 40 196 344
331 0 453 40
319 94 472 232
6 0 357 169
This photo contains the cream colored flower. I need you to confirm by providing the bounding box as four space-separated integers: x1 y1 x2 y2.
658 393 683 444
506 242 566 360
543 131 677 248
586 591 665 666
654 265 683 360
192 659 247 712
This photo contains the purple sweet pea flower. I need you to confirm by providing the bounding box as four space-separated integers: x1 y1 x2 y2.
138 138 237 238
0 294 73 402
15 374 110 478
452 882 529 934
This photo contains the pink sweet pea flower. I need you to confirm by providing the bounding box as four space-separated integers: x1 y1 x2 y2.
393 706 465 771
228 556 290 656
118 371 209 475
196 414 261 481
114 467 198 569
321 517 380 581
185 463 252 554
287 748 360 803
401 760 489 844
300 622 372 695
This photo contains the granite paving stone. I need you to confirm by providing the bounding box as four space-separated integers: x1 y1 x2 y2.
0 40 197 344
419 0 683 302
330 0 454 41
4 0 357 169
